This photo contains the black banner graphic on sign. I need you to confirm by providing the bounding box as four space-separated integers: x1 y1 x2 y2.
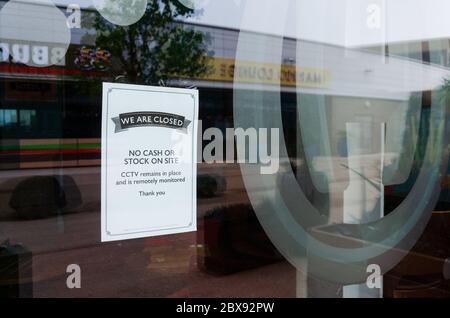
112 112 191 133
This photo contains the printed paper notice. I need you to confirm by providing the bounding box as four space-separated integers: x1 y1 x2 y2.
101 83 198 242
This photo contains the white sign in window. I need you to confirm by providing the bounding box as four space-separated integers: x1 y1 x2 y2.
101 83 198 242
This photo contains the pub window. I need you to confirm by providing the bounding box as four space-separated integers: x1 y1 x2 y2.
0 109 18 127
19 109 36 129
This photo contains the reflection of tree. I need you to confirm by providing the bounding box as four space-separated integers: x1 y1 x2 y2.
83 0 213 85
435 78 450 162
440 78 450 105
412 80 449 170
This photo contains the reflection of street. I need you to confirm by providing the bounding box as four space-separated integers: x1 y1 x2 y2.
32 231 295 297
0 163 296 297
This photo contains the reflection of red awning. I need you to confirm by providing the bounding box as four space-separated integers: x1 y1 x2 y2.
0 148 100 155
0 64 104 78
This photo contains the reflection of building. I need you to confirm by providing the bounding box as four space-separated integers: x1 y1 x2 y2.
0 2 449 181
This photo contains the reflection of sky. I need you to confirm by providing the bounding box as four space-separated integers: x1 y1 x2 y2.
25 0 450 46
55 0 93 7
52 0 244 30
52 0 244 25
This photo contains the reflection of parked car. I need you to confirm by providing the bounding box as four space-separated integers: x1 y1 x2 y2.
94 49 111 71
74 47 95 71
74 46 111 71
198 204 283 275
9 175 82 220
96 49 111 60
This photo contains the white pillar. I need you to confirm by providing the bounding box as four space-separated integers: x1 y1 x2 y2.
342 122 385 298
